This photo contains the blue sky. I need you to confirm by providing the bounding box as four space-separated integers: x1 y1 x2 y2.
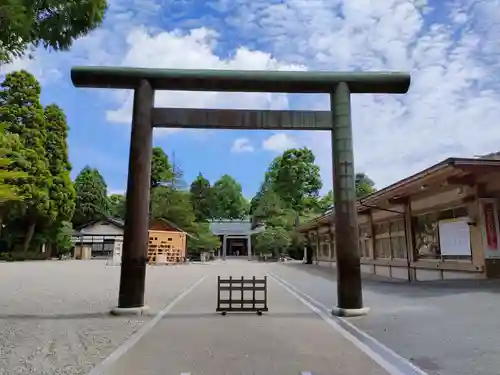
3 0 500 198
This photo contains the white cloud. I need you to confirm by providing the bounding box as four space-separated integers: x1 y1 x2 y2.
190 0 500 192
262 133 298 153
231 137 255 153
103 27 304 125
8 0 500 193
0 53 62 84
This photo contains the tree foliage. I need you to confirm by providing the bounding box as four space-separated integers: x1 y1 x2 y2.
312 172 375 214
109 193 126 220
42 220 74 255
0 0 108 64
211 174 248 219
0 130 27 204
250 148 377 259
189 173 213 222
0 70 52 251
251 184 287 226
72 166 109 227
151 147 174 189
265 148 322 212
253 226 291 257
186 222 220 255
356 172 376 198
317 189 333 212
150 187 195 232
44 104 75 222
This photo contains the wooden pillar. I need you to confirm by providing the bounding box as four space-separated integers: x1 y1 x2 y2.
247 234 252 261
331 82 366 315
366 209 376 275
328 227 333 260
330 225 335 261
315 229 320 265
328 227 334 268
305 232 313 264
367 209 375 259
115 79 154 313
403 198 416 282
222 234 227 260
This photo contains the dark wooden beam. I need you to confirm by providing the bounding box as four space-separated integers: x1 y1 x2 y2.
152 108 331 130
388 196 408 205
461 195 476 204
115 79 154 312
71 66 411 94
447 174 475 186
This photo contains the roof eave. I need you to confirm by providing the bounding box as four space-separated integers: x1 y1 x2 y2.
297 157 500 232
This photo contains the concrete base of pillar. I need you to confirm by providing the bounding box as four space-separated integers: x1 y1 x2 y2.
110 305 149 316
331 306 370 317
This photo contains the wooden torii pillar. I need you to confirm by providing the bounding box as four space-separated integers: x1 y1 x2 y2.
71 67 410 317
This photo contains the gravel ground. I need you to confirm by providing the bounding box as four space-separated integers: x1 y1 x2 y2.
0 260 206 375
272 263 500 375
9 258 495 375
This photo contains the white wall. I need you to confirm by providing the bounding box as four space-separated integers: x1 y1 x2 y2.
73 221 124 243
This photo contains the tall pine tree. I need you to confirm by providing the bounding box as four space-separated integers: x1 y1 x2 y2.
211 175 248 219
0 70 51 251
44 104 76 222
73 166 109 227
189 173 213 222
0 129 28 236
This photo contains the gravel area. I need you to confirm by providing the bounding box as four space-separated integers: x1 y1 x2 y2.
0 260 206 375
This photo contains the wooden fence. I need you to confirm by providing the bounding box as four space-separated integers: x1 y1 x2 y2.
216 276 268 315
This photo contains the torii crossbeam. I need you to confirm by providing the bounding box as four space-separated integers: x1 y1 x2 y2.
71 66 411 317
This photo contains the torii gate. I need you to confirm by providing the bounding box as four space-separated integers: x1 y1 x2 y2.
71 67 410 317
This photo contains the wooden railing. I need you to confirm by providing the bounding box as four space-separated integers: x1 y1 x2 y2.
216 276 268 315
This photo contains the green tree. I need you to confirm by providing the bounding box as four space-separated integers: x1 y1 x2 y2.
0 129 29 238
150 187 196 232
253 226 291 258
72 166 109 227
317 189 333 212
189 173 213 222
0 155 23 202
266 148 322 212
44 104 75 222
211 174 248 219
187 221 220 255
356 172 376 198
0 70 52 251
52 221 74 256
0 0 108 64
0 130 27 204
171 157 187 190
311 173 375 214
109 193 126 219
151 147 174 189
41 220 74 256
251 184 285 225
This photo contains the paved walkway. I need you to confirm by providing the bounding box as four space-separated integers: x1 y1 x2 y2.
97 262 389 375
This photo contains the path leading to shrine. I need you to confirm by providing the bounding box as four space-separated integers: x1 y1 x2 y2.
7 258 495 375
94 259 391 375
